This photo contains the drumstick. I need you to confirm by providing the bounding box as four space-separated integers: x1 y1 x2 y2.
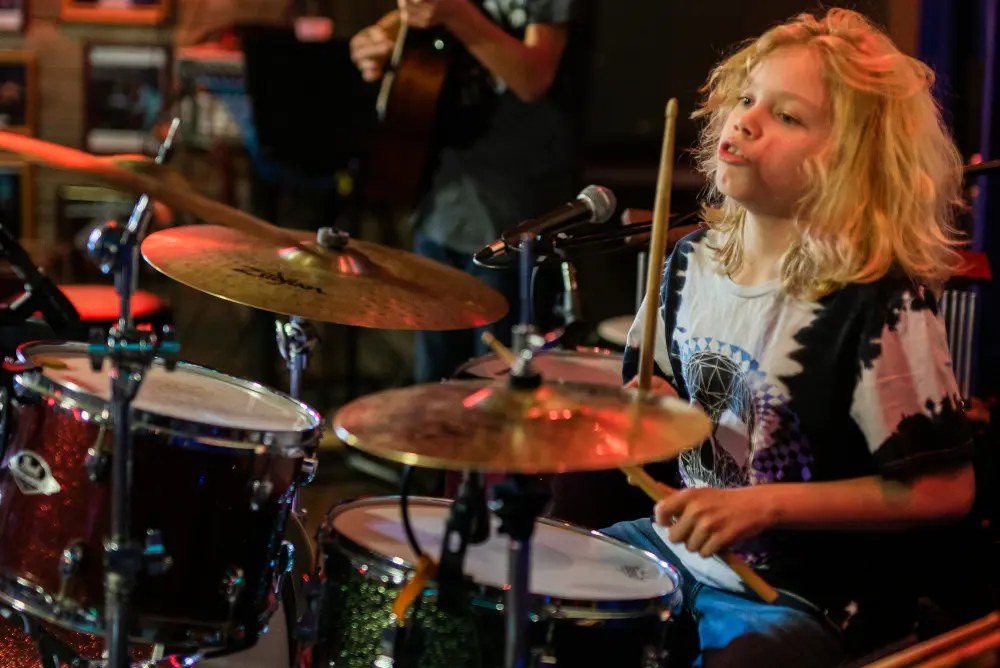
481 331 520 369
621 99 779 604
621 465 780 603
636 99 678 391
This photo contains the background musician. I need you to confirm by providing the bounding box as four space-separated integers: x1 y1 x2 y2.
349 0 587 384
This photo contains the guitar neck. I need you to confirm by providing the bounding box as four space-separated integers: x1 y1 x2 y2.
376 23 410 122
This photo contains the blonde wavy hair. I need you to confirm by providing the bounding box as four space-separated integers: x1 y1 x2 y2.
693 8 966 299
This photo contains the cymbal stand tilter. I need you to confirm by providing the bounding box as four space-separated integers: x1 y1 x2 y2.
86 119 182 668
275 228 344 519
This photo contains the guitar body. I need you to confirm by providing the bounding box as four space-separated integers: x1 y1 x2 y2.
365 27 452 206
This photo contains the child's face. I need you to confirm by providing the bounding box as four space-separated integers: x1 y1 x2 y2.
716 45 832 219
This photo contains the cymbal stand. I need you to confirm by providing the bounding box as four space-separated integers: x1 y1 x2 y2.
491 234 549 668
87 119 182 668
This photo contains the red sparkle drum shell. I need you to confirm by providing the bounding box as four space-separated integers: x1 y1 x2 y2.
0 342 321 656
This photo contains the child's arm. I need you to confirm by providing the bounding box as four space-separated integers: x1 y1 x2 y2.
654 466 974 558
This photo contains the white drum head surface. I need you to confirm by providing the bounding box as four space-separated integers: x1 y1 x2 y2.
334 501 676 602
27 346 314 432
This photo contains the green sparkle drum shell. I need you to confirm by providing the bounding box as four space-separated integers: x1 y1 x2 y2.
314 497 683 668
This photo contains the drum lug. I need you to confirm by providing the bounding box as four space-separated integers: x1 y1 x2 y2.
250 478 274 512
143 529 173 575
299 455 318 488
85 446 108 482
272 540 295 596
59 541 85 583
277 540 295 575
86 423 109 482
220 567 245 606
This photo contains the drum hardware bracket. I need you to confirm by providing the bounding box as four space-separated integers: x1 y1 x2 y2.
437 471 489 614
142 529 173 576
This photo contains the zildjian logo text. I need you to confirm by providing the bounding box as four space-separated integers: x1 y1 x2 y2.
233 267 325 294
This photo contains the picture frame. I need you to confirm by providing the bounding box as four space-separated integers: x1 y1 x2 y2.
0 161 33 240
0 0 27 33
61 0 169 25
83 43 171 154
0 51 37 135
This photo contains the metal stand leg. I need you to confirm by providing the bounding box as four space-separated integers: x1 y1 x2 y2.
491 477 550 668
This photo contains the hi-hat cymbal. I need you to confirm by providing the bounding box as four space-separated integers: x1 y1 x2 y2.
0 132 305 249
141 225 510 330
333 379 711 473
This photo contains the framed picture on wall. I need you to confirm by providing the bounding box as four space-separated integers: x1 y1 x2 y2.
61 0 169 25
0 0 27 33
84 44 170 154
0 161 33 239
0 51 36 135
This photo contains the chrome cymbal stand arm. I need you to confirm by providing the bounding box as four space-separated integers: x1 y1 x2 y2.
87 119 182 668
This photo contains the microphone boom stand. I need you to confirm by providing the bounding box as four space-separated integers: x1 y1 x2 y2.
87 119 182 668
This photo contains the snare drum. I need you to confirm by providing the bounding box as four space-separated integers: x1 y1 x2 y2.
456 348 624 385
314 497 683 668
0 342 321 656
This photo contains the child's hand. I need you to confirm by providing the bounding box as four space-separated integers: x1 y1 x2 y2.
625 375 679 397
654 486 777 557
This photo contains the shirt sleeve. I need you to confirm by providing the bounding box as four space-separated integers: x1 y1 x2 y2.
849 285 974 478
526 0 575 25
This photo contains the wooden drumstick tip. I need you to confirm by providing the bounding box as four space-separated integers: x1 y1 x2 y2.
480 331 519 367
665 98 679 120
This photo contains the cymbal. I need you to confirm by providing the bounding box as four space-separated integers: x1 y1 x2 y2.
333 379 711 473
0 132 306 250
141 225 510 330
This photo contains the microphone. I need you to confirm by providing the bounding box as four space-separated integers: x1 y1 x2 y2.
0 226 80 336
474 185 616 262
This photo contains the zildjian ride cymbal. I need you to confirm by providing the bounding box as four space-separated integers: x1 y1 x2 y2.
140 225 510 330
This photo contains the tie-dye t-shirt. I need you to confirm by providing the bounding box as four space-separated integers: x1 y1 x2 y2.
623 227 974 616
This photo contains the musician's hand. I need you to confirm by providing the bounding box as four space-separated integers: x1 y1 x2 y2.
625 375 679 397
398 0 468 29
654 486 777 557
350 24 395 82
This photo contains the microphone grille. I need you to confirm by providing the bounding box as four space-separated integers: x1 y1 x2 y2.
578 185 617 223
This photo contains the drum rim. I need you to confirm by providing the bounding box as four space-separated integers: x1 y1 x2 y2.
454 347 624 378
319 496 684 620
10 341 322 456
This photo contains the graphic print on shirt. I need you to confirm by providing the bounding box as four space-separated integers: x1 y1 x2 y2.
674 331 814 490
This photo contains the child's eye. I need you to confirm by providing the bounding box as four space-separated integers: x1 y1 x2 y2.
778 113 799 125
739 96 753 107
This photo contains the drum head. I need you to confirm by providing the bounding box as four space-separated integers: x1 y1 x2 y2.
457 349 624 386
597 315 634 348
15 342 319 435
331 498 679 603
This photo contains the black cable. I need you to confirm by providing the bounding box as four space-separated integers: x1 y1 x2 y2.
400 465 425 559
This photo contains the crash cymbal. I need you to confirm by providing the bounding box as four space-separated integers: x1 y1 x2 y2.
333 379 711 473
0 132 306 250
141 225 510 330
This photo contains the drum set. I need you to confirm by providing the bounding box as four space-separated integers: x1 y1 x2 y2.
0 121 719 668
